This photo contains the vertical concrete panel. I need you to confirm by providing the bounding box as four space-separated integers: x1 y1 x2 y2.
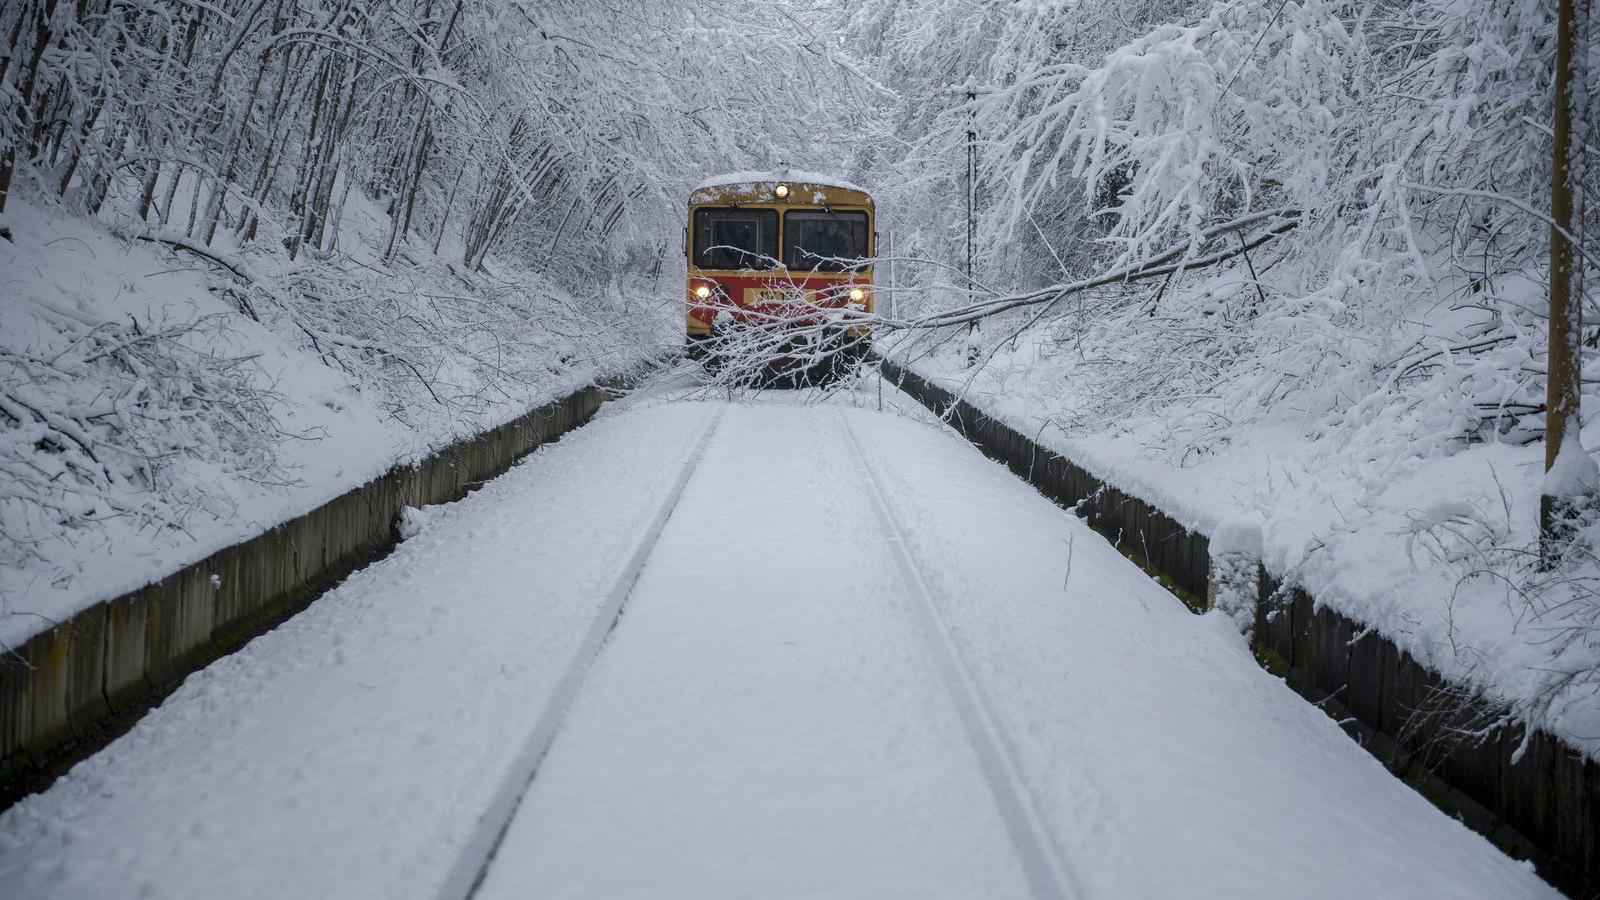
175 565 217 670
1290 590 1318 690
102 588 152 711
1120 496 1140 558
431 454 450 503
1314 605 1352 700
1134 502 1153 569
449 450 466 499
418 456 440 506
406 462 424 510
1047 455 1066 503
1267 576 1295 668
1504 727 1560 867
327 492 352 571
1155 522 1174 586
22 626 70 754
1345 628 1385 737
207 545 247 636
329 492 352 564
0 645 27 769
62 609 109 737
382 472 407 541
1438 708 1502 828
1579 756 1598 885
1171 526 1189 595
1375 638 1406 741
284 515 310 595
1147 508 1164 575
1125 498 1142 562
1165 519 1184 590
1391 649 1431 756
1253 569 1276 656
142 573 181 688
413 459 431 507
1552 744 1595 885
430 454 448 504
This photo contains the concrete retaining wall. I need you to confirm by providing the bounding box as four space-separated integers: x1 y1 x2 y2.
881 359 1597 898
1 378 622 804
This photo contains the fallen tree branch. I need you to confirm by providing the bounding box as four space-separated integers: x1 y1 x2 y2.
129 231 259 285
905 209 1303 330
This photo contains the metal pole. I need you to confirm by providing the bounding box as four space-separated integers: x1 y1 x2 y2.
1542 0 1589 560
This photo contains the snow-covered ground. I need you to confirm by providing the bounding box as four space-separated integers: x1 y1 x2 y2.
0 198 667 651
0 374 1555 898
893 338 1600 763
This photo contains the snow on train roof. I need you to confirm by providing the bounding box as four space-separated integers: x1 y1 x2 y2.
692 170 868 195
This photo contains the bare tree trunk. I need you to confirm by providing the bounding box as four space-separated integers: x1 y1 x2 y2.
308 56 362 251
1541 0 1593 562
0 0 62 215
432 165 464 255
287 58 333 259
238 46 303 238
56 91 104 199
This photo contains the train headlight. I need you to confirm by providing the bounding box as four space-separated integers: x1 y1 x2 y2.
694 284 713 299
848 287 866 302
774 184 790 199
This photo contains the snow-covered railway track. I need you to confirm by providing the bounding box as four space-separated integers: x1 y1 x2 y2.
839 411 1082 900
435 408 726 900
0 395 1560 900
451 402 1041 898
447 405 1078 900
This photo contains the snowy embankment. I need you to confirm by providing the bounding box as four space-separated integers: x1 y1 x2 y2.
844 0 1598 766
0 199 668 652
892 341 1600 761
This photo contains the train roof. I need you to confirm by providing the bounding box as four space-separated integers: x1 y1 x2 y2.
692 170 869 196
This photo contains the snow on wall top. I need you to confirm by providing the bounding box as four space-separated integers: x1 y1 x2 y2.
692 170 868 195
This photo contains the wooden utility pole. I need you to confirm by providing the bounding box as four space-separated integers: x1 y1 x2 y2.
964 88 981 364
966 89 976 293
1542 0 1591 560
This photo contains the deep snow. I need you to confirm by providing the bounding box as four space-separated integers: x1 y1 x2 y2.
0 376 1557 898
895 340 1600 763
0 197 662 651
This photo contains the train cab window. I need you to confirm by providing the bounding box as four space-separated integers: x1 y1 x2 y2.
693 207 779 270
783 210 869 272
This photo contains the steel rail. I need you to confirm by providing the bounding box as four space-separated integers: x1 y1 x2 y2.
839 410 1083 900
435 407 726 900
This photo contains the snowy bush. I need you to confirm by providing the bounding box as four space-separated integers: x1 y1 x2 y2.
0 304 283 569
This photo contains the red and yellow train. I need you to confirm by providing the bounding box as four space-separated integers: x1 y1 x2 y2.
685 172 873 373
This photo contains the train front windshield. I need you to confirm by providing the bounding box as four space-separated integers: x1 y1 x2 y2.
693 208 778 270
784 210 869 271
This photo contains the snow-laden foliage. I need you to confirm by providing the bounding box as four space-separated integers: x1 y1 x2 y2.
874 0 1596 454
0 0 855 267
837 0 1600 746
830 0 1198 290
834 0 1593 485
